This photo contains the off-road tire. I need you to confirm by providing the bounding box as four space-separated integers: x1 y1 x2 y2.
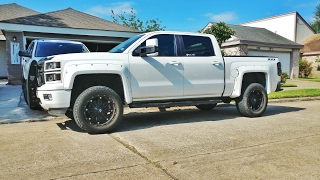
196 103 217 110
236 83 268 117
73 86 123 134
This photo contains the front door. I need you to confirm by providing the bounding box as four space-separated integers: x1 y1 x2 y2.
129 34 184 100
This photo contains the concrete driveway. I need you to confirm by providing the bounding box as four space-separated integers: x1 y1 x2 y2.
1 100 319 179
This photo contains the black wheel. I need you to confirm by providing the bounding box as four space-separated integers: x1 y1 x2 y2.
73 86 123 134
236 83 268 117
196 103 217 110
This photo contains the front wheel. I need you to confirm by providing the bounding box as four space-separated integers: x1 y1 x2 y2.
236 83 268 117
73 86 123 134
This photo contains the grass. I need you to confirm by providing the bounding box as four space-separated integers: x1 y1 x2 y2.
298 77 320 83
281 83 297 87
268 89 320 99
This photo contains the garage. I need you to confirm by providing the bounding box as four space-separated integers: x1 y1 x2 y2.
0 4 140 84
248 51 291 74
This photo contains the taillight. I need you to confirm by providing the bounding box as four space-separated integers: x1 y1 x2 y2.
277 62 282 76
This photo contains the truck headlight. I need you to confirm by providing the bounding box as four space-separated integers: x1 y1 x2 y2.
45 73 61 82
45 61 61 70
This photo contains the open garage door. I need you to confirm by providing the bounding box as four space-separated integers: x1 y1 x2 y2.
248 51 291 74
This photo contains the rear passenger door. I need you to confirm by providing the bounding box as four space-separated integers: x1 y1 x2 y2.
179 35 224 97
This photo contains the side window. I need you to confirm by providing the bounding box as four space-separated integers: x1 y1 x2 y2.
27 42 35 55
181 35 215 56
133 34 176 56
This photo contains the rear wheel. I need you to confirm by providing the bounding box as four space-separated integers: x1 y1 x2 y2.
196 103 217 110
73 86 123 134
236 83 267 117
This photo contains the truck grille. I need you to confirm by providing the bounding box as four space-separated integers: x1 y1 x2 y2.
37 59 45 87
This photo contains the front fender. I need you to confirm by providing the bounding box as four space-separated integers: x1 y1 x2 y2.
62 62 133 104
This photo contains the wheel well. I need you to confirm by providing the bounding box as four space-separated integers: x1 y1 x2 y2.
70 74 125 109
242 72 266 88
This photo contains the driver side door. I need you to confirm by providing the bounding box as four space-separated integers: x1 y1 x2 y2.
129 34 184 100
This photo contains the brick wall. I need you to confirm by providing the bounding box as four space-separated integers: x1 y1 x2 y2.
5 32 24 85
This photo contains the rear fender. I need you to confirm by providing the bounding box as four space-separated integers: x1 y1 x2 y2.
230 66 271 98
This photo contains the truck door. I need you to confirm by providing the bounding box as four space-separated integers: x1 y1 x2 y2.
180 35 224 97
129 34 184 100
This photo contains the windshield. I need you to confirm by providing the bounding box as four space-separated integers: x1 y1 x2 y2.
35 42 89 57
109 34 143 53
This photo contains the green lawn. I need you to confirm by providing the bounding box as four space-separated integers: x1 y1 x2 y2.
268 89 320 99
298 77 320 83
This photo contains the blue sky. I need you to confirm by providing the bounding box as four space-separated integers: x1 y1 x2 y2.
1 0 319 32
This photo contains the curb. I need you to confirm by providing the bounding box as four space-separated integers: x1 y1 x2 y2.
269 96 320 103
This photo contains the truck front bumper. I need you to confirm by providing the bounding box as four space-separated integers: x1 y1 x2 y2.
37 89 71 116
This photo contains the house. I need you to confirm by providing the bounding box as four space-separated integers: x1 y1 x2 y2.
203 23 303 78
0 3 39 79
0 3 140 84
241 12 315 44
300 34 320 77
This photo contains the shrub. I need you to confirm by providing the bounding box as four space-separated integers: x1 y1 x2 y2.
281 72 290 83
299 59 313 77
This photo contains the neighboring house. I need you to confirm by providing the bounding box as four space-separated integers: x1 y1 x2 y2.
0 3 140 84
203 23 303 78
241 12 315 44
0 3 39 79
300 34 320 77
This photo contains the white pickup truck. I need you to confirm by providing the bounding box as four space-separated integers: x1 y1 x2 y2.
35 31 282 133
19 39 89 110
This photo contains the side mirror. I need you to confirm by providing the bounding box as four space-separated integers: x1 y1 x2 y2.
18 50 31 57
134 38 159 57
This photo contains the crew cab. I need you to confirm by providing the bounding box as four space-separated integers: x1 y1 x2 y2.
35 31 282 134
19 39 89 110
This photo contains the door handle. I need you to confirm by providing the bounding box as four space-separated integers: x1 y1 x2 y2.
212 61 222 66
169 61 182 66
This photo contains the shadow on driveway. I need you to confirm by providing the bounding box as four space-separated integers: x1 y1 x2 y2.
58 104 305 133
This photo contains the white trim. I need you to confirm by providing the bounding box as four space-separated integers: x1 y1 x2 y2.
0 23 140 38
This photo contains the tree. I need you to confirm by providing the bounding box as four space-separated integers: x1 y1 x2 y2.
202 22 235 47
311 4 320 33
111 8 165 32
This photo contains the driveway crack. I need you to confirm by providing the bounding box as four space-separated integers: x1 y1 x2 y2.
109 134 178 180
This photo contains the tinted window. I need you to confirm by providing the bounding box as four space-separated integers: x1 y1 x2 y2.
154 34 176 56
134 34 176 57
27 42 35 55
35 42 88 57
181 35 215 56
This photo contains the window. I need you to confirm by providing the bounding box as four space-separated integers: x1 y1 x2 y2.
110 34 143 53
181 35 215 56
133 34 176 56
35 42 88 57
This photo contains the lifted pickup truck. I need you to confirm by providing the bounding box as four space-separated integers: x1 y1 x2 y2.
19 39 89 110
35 31 282 133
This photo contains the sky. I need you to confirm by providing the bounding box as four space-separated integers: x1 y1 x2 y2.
1 0 319 32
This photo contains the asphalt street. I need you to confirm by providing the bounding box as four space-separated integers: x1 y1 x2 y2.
0 100 319 179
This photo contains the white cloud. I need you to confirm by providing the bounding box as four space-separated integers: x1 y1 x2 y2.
205 12 238 22
85 2 135 17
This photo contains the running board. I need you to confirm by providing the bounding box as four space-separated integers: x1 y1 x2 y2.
129 99 222 108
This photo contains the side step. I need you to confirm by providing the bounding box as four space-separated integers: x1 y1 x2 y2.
129 99 222 108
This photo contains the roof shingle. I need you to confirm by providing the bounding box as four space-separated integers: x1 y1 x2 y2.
1 7 140 33
225 24 302 47
300 34 320 53
0 3 39 21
